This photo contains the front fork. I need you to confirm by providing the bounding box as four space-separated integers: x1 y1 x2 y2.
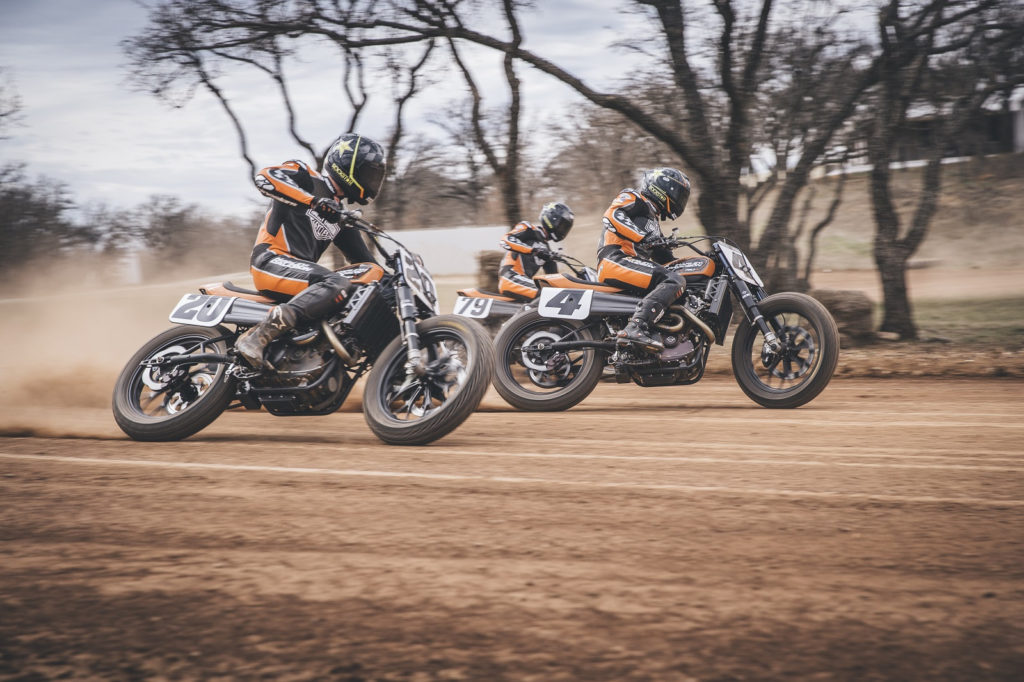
396 284 428 377
733 279 783 357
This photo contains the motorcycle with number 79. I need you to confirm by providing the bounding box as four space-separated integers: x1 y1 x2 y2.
491 232 840 411
112 211 493 446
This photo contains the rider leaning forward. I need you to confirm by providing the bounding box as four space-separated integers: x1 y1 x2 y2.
596 168 692 353
235 133 387 369
498 202 575 300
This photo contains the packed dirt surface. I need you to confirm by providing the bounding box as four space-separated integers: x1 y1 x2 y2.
1 378 1022 681
2 264 1022 680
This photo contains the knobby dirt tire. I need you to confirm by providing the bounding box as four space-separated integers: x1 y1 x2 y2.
731 292 839 409
363 315 493 446
112 325 236 441
492 309 604 412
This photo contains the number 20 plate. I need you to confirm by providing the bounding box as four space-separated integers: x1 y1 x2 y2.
537 288 593 320
169 293 235 326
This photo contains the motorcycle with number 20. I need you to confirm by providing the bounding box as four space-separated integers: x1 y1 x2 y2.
491 231 840 411
112 211 493 446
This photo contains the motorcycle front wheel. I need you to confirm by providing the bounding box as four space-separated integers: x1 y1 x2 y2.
731 292 839 408
491 309 604 411
112 325 236 441
363 315 493 446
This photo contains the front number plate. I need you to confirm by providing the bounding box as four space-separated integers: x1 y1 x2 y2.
537 288 593 320
169 294 235 326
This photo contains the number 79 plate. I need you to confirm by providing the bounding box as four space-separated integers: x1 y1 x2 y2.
453 296 494 318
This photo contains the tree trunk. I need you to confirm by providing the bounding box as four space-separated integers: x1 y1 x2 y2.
875 244 916 339
869 145 918 340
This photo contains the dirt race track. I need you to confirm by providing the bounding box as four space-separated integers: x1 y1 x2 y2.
0 377 1021 682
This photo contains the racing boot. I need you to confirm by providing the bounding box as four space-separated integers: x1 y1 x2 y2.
235 304 298 370
616 300 666 353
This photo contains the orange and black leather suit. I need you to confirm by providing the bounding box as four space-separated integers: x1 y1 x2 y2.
597 189 684 308
498 221 558 300
250 159 376 319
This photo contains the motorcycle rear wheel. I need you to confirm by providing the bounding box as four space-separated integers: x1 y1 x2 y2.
363 315 493 446
731 292 839 408
112 325 235 441
492 309 604 411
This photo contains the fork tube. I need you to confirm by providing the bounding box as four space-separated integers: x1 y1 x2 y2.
396 282 426 375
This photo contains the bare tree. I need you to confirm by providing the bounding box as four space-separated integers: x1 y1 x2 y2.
426 0 526 225
123 0 385 181
374 39 438 225
288 0 885 284
427 101 496 223
867 0 1024 339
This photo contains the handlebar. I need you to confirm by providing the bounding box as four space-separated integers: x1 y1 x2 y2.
547 251 592 278
646 235 714 257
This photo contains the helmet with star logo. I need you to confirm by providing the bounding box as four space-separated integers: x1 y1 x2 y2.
640 168 691 220
538 202 574 241
322 133 387 205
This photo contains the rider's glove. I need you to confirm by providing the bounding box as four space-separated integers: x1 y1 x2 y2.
311 197 343 223
533 247 553 261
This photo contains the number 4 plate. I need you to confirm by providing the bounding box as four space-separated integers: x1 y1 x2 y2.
537 288 593 319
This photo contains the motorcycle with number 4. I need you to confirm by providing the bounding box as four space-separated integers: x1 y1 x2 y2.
112 211 493 446
492 232 839 411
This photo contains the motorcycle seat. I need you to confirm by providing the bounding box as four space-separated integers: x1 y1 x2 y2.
199 281 286 304
535 273 624 293
457 288 518 302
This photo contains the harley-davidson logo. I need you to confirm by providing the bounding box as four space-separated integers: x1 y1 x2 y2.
306 208 340 241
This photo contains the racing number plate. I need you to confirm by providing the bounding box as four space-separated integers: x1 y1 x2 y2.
537 288 593 320
398 247 439 314
169 294 235 326
716 241 764 287
453 296 494 318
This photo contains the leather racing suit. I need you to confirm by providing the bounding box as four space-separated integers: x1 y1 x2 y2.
498 221 558 300
250 159 376 321
597 188 685 324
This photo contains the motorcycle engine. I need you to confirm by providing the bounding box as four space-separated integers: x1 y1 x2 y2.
256 333 346 411
615 325 707 387
267 339 333 385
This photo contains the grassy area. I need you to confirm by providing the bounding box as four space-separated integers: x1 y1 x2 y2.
898 296 1024 346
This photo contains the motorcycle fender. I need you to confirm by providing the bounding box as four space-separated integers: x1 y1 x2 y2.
169 293 272 327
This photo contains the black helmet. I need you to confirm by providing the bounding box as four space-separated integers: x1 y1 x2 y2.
538 202 574 241
640 168 691 220
322 133 387 205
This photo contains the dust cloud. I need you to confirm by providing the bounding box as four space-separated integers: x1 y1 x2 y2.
0 263 249 437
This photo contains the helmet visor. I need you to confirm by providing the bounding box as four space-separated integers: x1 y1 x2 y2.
664 182 689 219
549 217 573 241
355 160 386 203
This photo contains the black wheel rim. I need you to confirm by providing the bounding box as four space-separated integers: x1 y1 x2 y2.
376 328 471 423
123 334 225 420
503 320 591 396
741 311 822 393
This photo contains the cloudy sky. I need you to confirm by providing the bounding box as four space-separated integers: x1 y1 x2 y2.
0 0 650 218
